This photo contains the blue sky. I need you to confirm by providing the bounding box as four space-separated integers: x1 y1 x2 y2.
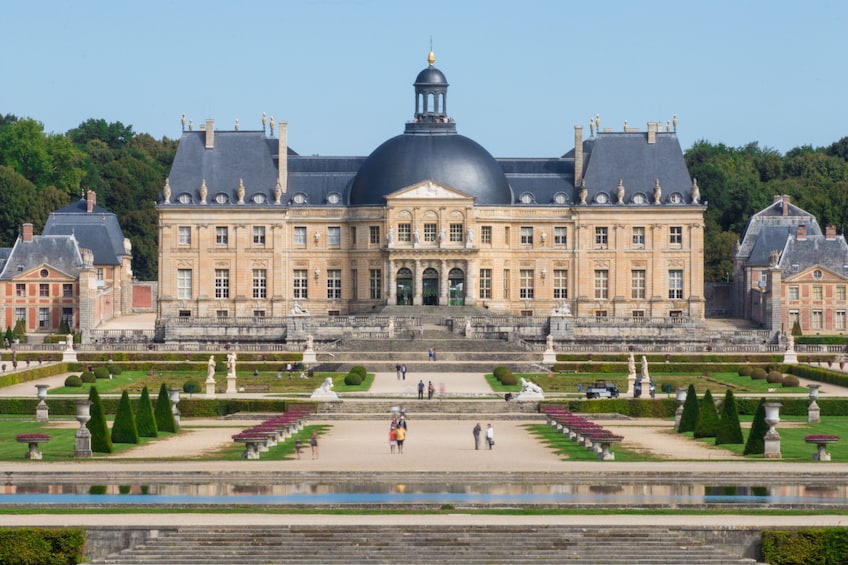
2 0 846 158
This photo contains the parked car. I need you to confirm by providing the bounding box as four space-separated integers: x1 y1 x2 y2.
585 380 620 399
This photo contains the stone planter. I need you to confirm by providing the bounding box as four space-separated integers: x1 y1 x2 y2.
804 435 839 462
16 433 51 460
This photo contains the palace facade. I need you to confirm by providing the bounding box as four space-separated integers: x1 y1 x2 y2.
157 53 705 334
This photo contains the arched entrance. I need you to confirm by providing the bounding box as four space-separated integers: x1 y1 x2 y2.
422 268 439 305
449 268 465 306
396 268 413 305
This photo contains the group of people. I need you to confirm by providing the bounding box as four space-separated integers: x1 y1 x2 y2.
395 364 408 380
388 416 407 454
427 347 437 361
293 430 319 460
417 379 436 400
472 423 494 450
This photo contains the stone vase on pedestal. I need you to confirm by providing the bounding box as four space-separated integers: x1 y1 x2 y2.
74 400 92 458
35 384 50 422
168 387 182 430
763 402 782 459
807 385 821 423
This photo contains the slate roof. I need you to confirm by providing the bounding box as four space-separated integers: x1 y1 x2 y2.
0 235 84 280
42 198 128 266
738 199 821 266
780 235 848 279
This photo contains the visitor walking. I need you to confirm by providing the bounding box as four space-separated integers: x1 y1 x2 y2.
428 347 433 361
418 379 425 400
294 438 302 459
401 364 407 380
427 380 434 400
432 348 437 362
309 430 319 459
486 423 494 449
395 423 406 454
396 364 401 380
473 422 481 450
389 427 397 454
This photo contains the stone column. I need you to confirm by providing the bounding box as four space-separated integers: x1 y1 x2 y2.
413 260 422 306
440 260 449 306
388 260 396 303
465 259 476 306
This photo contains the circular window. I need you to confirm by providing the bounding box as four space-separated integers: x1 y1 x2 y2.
669 193 683 204
253 193 266 204
595 193 609 204
813 269 823 280
177 193 192 204
40 269 49 278
553 192 567 204
215 193 229 204
292 193 307 204
519 192 535 204
631 193 646 204
327 193 341 204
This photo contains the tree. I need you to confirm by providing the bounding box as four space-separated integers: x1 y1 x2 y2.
154 383 177 433
677 384 700 434
0 118 52 187
715 389 745 445
111 390 139 444
86 386 112 453
791 319 802 337
693 389 720 438
0 166 37 246
134 386 158 438
743 398 768 455
68 118 134 150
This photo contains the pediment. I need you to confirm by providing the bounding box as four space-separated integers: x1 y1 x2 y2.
387 180 473 201
785 265 848 283
14 263 77 281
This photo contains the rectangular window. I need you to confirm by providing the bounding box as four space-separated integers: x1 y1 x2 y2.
503 269 510 300
293 270 308 299
632 310 645 318
216 310 228 318
39 284 49 297
178 226 191 246
519 269 535 299
836 310 846 330
252 269 267 299
838 286 847 301
813 286 823 300
553 269 568 299
327 226 340 246
481 226 492 244
38 307 49 328
215 226 228 245
424 223 437 242
632 226 645 248
398 223 411 242
668 269 683 299
351 269 358 300
179 310 191 318
595 227 608 248
788 286 799 300
811 310 824 330
479 268 492 299
15 307 25 322
294 226 307 245
15 283 25 297
450 223 463 242
62 307 72 325
253 310 266 318
632 270 646 299
504 227 510 247
253 226 266 246
595 310 608 319
520 227 534 245
214 269 230 299
350 226 357 247
369 226 380 245
63 283 73 297
669 226 683 245
554 227 567 246
594 270 609 299
327 269 341 300
369 269 382 300
177 269 192 299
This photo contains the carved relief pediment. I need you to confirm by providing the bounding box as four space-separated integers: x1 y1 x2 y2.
388 181 472 200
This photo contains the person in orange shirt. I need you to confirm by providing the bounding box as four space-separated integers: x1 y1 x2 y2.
395 423 406 454
389 427 397 454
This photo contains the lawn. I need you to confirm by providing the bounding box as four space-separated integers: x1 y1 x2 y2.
526 424 651 462
206 425 331 461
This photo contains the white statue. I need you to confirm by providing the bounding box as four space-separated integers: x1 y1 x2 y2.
386 227 394 245
520 377 543 395
438 228 446 243
413 228 420 245
163 178 171 204
290 301 309 316
237 178 245 204
207 355 216 380
546 334 554 351
640 355 650 380
465 318 472 336
653 179 662 204
627 353 636 378
318 377 334 394
786 333 795 352
227 351 237 376
466 227 474 245
691 178 700 204
305 334 314 352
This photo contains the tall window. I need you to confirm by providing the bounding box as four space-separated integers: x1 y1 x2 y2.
15 283 25 297
63 283 73 297
424 223 437 242
398 223 411 242
836 310 846 330
15 307 25 322
293 269 308 299
327 269 341 300
369 226 380 245
553 269 568 299
554 227 567 246
252 269 267 299
178 226 191 245
294 226 307 245
668 270 683 299
351 269 358 300
38 307 50 328
813 286 823 300
811 310 824 330
594 270 609 299
520 227 534 245
450 223 463 242
631 270 646 299
669 226 683 245
838 286 847 301
481 226 492 244
253 226 266 246
788 286 799 300
39 284 49 297
595 227 608 248
214 269 230 299
479 268 492 299
519 269 535 299
177 269 192 299
327 226 340 246
503 269 510 299
632 226 645 247
369 269 382 299
215 226 228 245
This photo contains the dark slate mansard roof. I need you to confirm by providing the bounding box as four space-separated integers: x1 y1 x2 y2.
738 199 822 267
42 199 129 266
779 234 848 279
0 235 84 280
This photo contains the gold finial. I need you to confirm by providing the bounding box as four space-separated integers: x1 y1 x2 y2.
181 113 186 131
428 51 435 66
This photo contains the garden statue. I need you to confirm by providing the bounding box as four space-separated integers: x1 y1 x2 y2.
227 351 237 377
627 354 636 378
207 356 216 380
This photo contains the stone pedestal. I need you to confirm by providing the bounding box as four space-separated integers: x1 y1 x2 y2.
808 400 821 423
62 348 77 363
36 402 49 423
310 390 339 401
515 391 544 402
226 375 237 394
763 432 782 459
542 350 557 365
205 377 216 397
783 350 798 364
302 350 317 365
74 427 92 458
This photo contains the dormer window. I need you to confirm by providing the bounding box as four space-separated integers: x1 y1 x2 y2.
292 193 307 205
519 192 535 204
594 193 609 204
327 192 342 205
631 193 647 204
215 193 229 204
253 193 267 204
177 193 192 204
669 192 683 204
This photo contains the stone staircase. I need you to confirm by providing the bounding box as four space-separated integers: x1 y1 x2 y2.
84 525 762 564
315 399 545 420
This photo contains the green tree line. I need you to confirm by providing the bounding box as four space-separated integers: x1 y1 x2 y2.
1 113 846 283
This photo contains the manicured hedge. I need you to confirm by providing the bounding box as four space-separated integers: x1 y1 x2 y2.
796 335 848 345
786 365 848 388
551 362 776 374
76 352 304 362
761 528 848 565
0 363 70 389
544 399 678 418
0 527 85 565
555 353 783 363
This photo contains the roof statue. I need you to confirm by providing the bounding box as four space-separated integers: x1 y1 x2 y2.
616 178 625 204
235 118 240 131
691 178 700 204
199 179 207 205
653 179 662 205
261 112 267 130
673 113 678 131
237 179 245 204
181 113 186 131
274 180 282 205
269 115 275 136
163 178 171 204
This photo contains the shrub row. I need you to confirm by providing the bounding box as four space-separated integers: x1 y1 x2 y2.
761 528 848 565
796 335 848 345
541 397 848 418
551 362 775 374
555 353 784 363
76 352 304 363
493 366 517 386
0 527 85 565
785 364 848 388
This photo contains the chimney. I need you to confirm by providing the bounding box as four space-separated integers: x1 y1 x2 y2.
782 194 790 216
574 125 583 189
647 122 656 144
205 119 215 149
796 224 807 241
773 195 782 204
278 121 288 194
826 224 837 240
22 223 33 242
86 189 96 213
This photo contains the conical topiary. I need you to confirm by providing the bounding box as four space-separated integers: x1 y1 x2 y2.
134 386 158 438
693 389 720 438
715 389 745 445
677 384 700 433
155 383 177 433
86 386 112 453
111 390 139 444
743 398 768 455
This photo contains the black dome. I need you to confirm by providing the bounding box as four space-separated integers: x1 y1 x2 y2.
349 131 513 206
415 66 447 85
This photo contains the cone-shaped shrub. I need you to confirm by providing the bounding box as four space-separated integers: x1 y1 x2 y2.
155 383 177 433
135 386 158 438
693 389 720 438
677 384 700 433
111 390 139 444
86 386 112 453
743 398 768 455
715 389 744 445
